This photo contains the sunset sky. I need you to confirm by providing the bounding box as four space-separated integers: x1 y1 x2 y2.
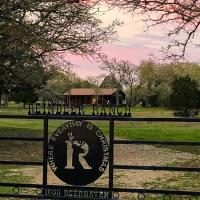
68 6 200 78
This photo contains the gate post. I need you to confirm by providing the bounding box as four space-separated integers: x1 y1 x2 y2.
109 120 114 199
43 118 48 189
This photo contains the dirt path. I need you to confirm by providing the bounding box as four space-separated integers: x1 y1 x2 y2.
17 144 199 189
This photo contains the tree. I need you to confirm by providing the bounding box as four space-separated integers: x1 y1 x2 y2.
154 63 176 106
109 0 200 59
133 61 200 107
11 86 39 106
169 75 200 117
0 0 118 103
86 76 102 105
123 62 138 106
1 0 117 59
100 58 138 105
137 60 159 106
100 76 119 88
37 71 100 103
156 62 200 106
86 76 102 88
73 78 95 88
10 62 51 105
100 58 127 105
36 70 74 103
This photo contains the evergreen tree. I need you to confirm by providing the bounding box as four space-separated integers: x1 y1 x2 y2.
169 75 200 117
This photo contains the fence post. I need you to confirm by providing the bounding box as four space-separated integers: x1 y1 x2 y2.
43 118 48 189
109 120 114 199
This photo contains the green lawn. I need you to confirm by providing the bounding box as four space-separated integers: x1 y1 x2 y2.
0 104 199 142
1 105 200 158
1 118 200 141
0 103 171 117
0 165 32 194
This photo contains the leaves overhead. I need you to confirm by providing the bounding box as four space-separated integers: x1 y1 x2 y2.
1 0 118 61
0 0 118 100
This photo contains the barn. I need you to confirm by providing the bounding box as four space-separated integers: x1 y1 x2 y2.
64 88 126 105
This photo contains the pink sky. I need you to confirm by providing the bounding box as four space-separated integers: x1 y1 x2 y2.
67 6 200 78
69 44 161 77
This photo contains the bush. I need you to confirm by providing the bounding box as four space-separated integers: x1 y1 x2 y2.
169 75 200 117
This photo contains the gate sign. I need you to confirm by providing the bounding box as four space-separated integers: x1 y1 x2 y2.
48 121 109 186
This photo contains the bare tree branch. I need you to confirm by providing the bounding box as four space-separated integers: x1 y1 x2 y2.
107 0 200 59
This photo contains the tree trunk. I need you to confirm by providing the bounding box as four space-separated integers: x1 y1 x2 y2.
130 86 134 106
116 89 119 106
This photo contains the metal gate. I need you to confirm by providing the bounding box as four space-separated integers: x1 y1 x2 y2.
0 114 200 199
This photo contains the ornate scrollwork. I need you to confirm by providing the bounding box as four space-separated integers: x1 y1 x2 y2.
36 188 43 195
112 192 120 200
12 187 19 194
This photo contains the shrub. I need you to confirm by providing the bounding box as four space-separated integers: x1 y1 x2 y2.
169 75 200 117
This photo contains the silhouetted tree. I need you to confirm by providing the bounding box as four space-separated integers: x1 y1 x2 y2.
169 75 200 117
0 0 118 104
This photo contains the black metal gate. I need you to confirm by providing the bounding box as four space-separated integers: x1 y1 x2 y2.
0 115 200 199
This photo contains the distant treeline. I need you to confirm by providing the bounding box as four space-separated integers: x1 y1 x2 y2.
1 59 200 113
129 60 200 108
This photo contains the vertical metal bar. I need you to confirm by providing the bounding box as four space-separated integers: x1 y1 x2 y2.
43 118 48 187
109 120 114 199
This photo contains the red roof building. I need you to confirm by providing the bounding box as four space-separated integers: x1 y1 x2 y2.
64 88 125 105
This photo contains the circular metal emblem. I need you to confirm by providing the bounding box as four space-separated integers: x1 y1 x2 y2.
48 121 109 186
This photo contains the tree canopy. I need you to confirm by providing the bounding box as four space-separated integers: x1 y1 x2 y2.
169 75 200 117
0 0 118 104
1 0 117 60
100 58 138 105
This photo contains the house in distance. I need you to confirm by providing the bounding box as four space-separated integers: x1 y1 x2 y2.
64 88 126 105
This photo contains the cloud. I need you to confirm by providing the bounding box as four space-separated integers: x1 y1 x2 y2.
99 5 169 47
67 44 161 78
126 33 169 49
65 5 200 78
98 5 144 42
102 44 161 64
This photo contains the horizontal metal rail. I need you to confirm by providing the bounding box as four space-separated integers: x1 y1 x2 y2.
0 183 111 191
0 193 117 200
0 136 43 141
113 188 200 196
0 183 200 196
0 161 43 166
114 140 200 146
114 165 200 172
1 114 200 122
0 194 73 199
0 183 43 188
0 187 200 197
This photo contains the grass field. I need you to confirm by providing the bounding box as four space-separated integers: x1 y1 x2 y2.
0 104 200 142
0 103 172 117
1 104 200 199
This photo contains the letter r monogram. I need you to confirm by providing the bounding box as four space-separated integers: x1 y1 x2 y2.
65 132 91 170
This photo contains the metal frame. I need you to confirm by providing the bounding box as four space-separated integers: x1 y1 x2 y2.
0 115 200 199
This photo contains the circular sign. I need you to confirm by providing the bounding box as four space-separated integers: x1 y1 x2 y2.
48 120 109 186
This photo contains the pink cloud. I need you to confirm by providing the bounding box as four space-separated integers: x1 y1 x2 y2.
102 44 161 65
66 44 161 78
